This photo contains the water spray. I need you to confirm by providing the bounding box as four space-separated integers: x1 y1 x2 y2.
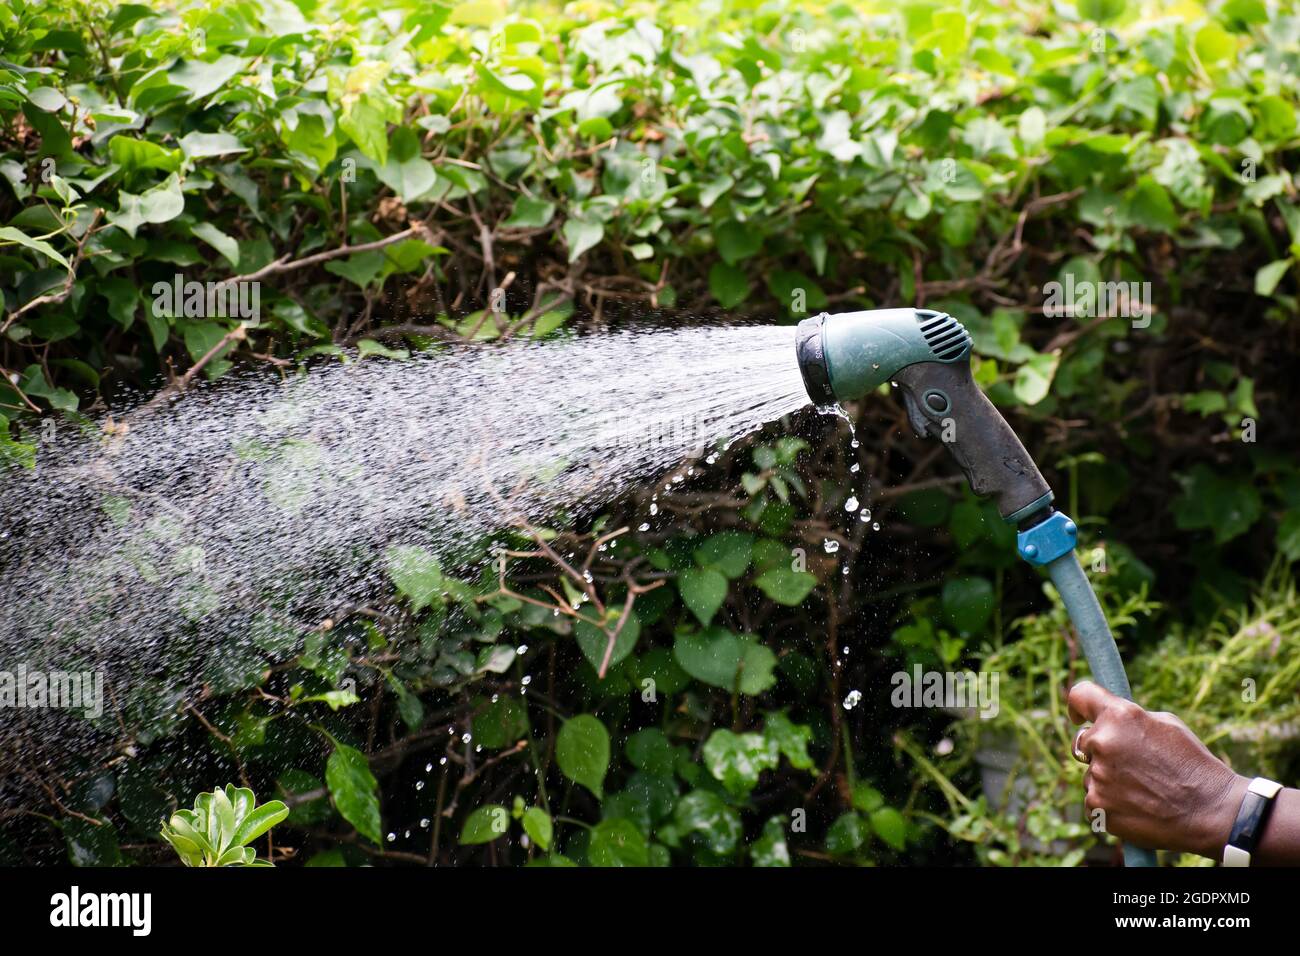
795 308 1158 867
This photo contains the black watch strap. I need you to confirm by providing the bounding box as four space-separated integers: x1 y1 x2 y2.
1222 776 1283 867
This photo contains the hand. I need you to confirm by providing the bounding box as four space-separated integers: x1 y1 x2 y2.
1067 681 1246 858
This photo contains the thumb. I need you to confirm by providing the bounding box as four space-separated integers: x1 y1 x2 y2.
1067 680 1116 725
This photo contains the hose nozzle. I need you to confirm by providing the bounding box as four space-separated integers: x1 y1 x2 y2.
793 307 1049 521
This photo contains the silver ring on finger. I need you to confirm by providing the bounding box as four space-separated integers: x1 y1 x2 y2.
1072 726 1092 764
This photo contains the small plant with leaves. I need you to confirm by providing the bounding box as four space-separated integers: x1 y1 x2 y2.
160 786 289 867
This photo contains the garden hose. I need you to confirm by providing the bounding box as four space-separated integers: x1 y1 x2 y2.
796 308 1159 867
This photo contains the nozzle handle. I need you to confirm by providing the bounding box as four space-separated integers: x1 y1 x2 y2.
894 361 1051 520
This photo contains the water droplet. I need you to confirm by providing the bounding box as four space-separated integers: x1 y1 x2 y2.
521 675 532 686
386 832 396 842
850 463 860 473
872 522 880 530
420 818 431 828
649 503 659 516
516 644 528 655
638 522 650 531
845 496 859 513
415 780 425 791
823 538 840 554
425 763 433 773
843 690 862 710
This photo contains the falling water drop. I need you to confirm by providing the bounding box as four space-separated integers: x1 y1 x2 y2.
843 690 862 710
845 496 859 512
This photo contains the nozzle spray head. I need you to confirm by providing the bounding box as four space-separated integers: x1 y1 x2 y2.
795 308 972 404
794 307 1051 521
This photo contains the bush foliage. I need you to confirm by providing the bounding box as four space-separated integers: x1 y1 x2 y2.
1 0 1298 865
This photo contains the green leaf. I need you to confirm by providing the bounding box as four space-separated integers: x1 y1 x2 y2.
27 86 67 112
472 695 528 749
357 338 409 360
190 222 240 267
325 251 386 288
230 800 289 848
168 55 247 102
108 174 185 238
714 220 761 264
1276 510 1300 562
325 744 382 845
694 531 754 579
459 804 510 844
575 605 641 672
109 136 182 173
870 806 907 851
1012 351 1060 405
825 812 867 855
625 728 675 776
374 128 437 201
1194 22 1236 63
1172 465 1262 544
708 261 750 308
677 567 728 624
673 790 742 855
339 100 388 166
504 195 555 228
563 217 603 262
1126 177 1180 233
588 817 648 866
941 576 994 635
0 226 68 267
763 711 815 770
385 545 444 611
178 131 248 159
556 714 609 798
765 269 827 313
750 816 791 867
753 567 817 605
1078 0 1125 23
522 807 552 851
673 627 777 695
1255 259 1291 297
702 729 778 796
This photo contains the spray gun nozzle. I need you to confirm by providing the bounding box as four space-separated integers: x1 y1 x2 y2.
795 315 834 406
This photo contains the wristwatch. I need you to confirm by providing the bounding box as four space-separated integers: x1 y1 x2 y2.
1222 776 1284 867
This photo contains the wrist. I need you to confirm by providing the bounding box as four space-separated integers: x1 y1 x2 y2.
1192 772 1249 860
